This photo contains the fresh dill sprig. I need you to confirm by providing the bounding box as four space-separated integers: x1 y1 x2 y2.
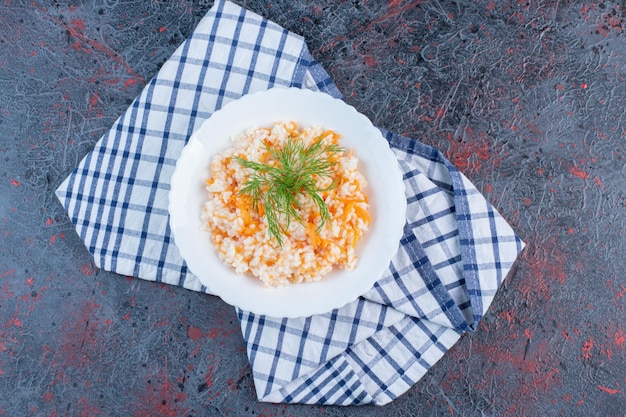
233 135 343 247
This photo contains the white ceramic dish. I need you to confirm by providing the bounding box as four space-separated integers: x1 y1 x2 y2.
168 87 406 318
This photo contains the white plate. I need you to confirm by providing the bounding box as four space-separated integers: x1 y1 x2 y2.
168 87 406 318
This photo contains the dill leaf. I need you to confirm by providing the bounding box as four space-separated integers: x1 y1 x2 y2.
233 134 343 247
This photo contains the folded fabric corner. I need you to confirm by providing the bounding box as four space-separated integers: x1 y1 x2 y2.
362 129 526 333
242 303 466 405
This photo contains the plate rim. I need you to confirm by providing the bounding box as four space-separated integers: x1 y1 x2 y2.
168 86 406 318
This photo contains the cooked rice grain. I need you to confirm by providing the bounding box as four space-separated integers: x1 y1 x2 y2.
201 121 369 287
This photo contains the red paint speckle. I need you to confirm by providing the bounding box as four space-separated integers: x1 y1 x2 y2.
365 0 423 29
479 320 488 332
56 14 144 81
606 279 626 306
594 176 603 188
187 325 203 341
43 391 53 402
601 346 613 360
363 55 377 67
614 329 625 349
71 19 86 31
59 301 103 368
7 309 22 328
206 327 238 340
465 337 561 399
205 364 214 388
10 179 19 187
80 264 94 276
523 197 532 206
522 238 568 295
76 397 101 417
88 92 99 109
581 337 594 359
569 166 589 179
226 377 238 392
499 308 517 324
0 269 14 278
159 26 166 33
444 129 493 171
597 385 620 395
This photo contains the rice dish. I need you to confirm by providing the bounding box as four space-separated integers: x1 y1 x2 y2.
201 121 369 287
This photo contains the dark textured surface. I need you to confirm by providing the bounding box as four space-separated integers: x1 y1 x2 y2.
1 0 625 415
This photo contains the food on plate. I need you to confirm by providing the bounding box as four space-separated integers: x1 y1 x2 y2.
201 121 369 287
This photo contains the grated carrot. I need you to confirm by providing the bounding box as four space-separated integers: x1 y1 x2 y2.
343 202 354 223
354 205 370 224
305 222 321 247
202 121 369 287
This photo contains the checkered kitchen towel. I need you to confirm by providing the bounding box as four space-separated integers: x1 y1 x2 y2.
56 0 524 406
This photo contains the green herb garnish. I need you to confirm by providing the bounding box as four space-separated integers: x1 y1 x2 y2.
233 136 343 247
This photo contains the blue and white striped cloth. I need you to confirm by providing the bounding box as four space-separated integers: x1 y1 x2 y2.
56 0 524 406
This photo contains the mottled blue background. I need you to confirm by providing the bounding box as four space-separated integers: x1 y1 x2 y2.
1 1 624 416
